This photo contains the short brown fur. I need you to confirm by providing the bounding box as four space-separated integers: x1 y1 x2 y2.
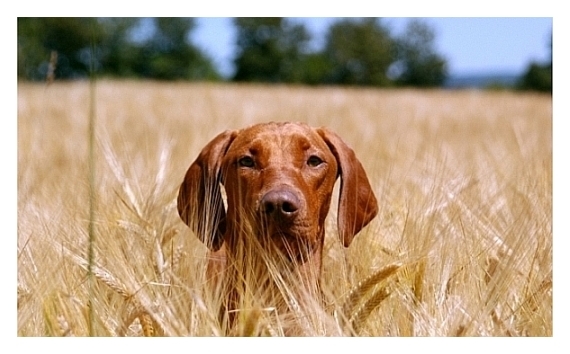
177 122 378 326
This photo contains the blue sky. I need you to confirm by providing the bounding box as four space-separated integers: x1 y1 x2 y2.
190 17 552 78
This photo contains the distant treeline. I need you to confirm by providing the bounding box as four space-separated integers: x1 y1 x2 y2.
17 18 551 92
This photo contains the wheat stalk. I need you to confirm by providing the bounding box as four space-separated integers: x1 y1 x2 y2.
334 263 401 334
88 264 165 336
118 301 161 337
57 314 74 337
235 308 264 336
17 284 31 310
46 50 57 85
161 227 179 248
91 264 133 300
18 83 552 336
170 245 185 275
140 312 156 337
339 263 401 322
348 285 392 334
100 138 143 218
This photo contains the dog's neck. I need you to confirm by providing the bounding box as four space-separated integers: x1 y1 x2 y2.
223 227 324 290
209 228 325 331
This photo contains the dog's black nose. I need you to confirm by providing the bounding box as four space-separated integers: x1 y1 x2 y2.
261 189 300 222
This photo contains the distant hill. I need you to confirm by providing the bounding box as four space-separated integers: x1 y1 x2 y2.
444 72 520 89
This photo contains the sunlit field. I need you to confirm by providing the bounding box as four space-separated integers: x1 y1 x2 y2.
17 80 552 336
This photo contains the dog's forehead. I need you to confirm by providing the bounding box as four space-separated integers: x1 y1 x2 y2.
231 122 328 152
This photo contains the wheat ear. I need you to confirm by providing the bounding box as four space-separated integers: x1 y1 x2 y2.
57 314 74 337
340 263 401 320
348 285 392 334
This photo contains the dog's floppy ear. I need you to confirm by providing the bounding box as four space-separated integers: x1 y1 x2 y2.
177 130 237 251
317 128 378 247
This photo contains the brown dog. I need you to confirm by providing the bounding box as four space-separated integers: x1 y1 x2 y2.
177 122 378 330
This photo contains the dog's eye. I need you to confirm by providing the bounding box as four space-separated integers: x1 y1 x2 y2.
238 156 255 168
307 156 324 167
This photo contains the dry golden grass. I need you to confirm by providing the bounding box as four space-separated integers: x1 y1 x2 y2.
17 80 552 336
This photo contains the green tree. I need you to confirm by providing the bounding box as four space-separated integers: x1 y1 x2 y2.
131 18 220 80
18 18 105 80
296 53 334 85
96 18 141 77
392 19 447 87
519 63 552 93
17 17 220 81
321 18 395 86
232 18 311 83
518 31 552 93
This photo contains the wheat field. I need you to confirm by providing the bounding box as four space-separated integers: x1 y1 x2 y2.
17 80 552 337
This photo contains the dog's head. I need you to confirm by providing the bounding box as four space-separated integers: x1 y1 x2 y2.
177 122 378 261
